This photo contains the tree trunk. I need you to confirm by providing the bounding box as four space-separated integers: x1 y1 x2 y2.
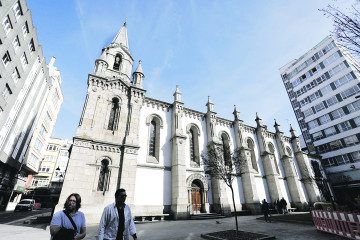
230 185 239 235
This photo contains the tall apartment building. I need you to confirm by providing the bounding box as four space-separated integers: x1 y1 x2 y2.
279 36 360 206
0 0 62 210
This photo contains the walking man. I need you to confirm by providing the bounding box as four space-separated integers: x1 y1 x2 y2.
50 193 86 239
97 188 137 240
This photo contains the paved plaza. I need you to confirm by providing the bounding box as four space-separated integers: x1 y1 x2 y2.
0 213 338 240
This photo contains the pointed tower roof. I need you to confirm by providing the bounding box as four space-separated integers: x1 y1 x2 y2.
233 105 241 121
134 60 144 74
111 22 129 49
290 124 297 138
274 119 281 133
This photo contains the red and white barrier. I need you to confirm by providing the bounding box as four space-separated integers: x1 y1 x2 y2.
312 210 360 239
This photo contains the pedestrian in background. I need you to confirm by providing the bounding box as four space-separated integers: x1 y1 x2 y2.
262 199 271 223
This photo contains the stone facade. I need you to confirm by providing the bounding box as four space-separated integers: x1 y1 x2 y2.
55 23 321 224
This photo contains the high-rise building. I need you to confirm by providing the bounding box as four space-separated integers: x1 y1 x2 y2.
279 36 360 207
0 0 62 210
55 23 320 223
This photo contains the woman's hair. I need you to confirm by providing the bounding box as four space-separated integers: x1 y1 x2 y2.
64 193 81 211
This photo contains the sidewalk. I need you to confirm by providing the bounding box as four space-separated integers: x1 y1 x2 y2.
0 214 338 240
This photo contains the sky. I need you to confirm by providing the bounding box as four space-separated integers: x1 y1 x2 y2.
27 0 357 140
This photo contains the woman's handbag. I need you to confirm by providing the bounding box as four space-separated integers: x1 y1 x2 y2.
53 211 77 240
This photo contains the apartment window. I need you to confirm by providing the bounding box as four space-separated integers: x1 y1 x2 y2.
34 138 44 151
354 117 360 127
321 85 332 96
329 140 343 150
299 98 310 107
43 155 56 162
1 84 12 100
12 2 22 19
312 131 324 141
324 127 337 137
316 74 327 86
328 62 347 77
45 111 52 125
323 52 341 67
308 120 319 129
334 73 354 89
323 157 336 167
46 144 59 151
340 85 360 100
335 155 350 165
309 91 321 102
28 153 39 168
11 67 20 83
2 51 11 67
2 15 12 35
326 96 339 107
12 35 20 50
319 114 331 124
303 108 314 118
351 151 360 162
318 144 330 153
344 135 359 146
314 102 326 113
292 78 302 88
337 121 352 132
22 21 29 36
20 52 28 68
331 108 345 120
28 39 35 52
347 100 360 113
39 124 47 138
60 150 68 157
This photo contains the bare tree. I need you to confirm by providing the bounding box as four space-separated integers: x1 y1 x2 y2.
320 4 360 58
201 144 246 234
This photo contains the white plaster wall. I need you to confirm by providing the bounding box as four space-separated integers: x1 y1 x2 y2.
134 168 171 205
138 105 172 167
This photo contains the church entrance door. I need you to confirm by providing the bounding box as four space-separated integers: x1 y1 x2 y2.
191 181 202 214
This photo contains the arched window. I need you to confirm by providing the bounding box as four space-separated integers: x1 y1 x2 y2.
97 159 109 192
187 124 200 167
247 138 258 172
113 53 121 70
107 98 120 130
221 133 231 167
149 121 156 157
268 142 280 174
146 114 163 163
190 129 195 161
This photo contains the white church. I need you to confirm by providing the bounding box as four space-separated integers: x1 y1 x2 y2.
56 23 320 223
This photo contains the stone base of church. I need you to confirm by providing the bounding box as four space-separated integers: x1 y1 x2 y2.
291 201 309 211
132 204 171 216
244 202 262 214
210 203 232 216
171 204 190 220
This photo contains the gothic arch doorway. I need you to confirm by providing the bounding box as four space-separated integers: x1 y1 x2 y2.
191 180 202 214
186 173 210 214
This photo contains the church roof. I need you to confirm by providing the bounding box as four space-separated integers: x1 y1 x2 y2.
111 22 129 49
